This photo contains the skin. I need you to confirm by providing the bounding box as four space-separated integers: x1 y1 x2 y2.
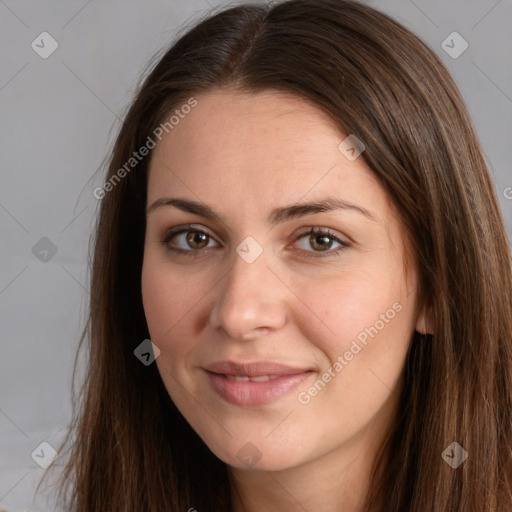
141 89 429 512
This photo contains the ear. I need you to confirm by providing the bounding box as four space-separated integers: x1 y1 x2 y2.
415 300 433 335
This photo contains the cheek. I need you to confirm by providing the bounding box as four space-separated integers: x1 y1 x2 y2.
292 262 414 413
294 267 404 355
141 260 202 395
300 274 413 408
141 258 202 342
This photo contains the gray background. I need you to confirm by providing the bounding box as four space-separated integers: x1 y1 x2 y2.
1 0 511 510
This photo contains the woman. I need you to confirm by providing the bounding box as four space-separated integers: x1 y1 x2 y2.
53 0 512 510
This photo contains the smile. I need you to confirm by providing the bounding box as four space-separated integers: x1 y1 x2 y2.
204 360 314 406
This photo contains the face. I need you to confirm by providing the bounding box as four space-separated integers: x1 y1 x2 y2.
141 89 426 473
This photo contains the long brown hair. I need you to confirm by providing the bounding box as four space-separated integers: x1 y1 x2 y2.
50 0 512 510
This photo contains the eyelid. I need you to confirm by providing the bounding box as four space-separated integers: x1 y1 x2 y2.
293 225 348 242
162 223 216 239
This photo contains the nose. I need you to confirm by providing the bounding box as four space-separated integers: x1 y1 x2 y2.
208 247 287 341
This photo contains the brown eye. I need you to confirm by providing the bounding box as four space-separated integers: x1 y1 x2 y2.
309 233 333 251
161 225 218 255
185 231 209 249
294 228 350 258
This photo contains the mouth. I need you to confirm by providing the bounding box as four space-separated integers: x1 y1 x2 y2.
203 360 314 406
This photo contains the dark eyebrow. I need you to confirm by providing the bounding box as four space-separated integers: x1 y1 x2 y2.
146 196 377 225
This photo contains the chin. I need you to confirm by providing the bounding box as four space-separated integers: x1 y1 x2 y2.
203 434 307 472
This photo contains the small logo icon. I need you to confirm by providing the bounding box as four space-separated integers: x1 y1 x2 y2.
503 187 512 200
32 237 58 262
441 441 468 468
236 236 263 264
31 441 58 469
134 339 161 365
236 442 262 467
338 134 365 161
31 32 59 59
441 32 468 59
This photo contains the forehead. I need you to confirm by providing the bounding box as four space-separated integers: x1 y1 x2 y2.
147 89 384 216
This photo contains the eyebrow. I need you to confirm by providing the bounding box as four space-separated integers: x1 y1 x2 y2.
146 196 377 225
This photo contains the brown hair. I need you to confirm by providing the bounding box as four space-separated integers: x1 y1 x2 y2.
50 0 512 510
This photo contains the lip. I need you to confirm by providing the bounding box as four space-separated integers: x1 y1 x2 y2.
204 360 314 406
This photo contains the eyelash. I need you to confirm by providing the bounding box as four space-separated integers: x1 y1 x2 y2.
159 224 350 259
